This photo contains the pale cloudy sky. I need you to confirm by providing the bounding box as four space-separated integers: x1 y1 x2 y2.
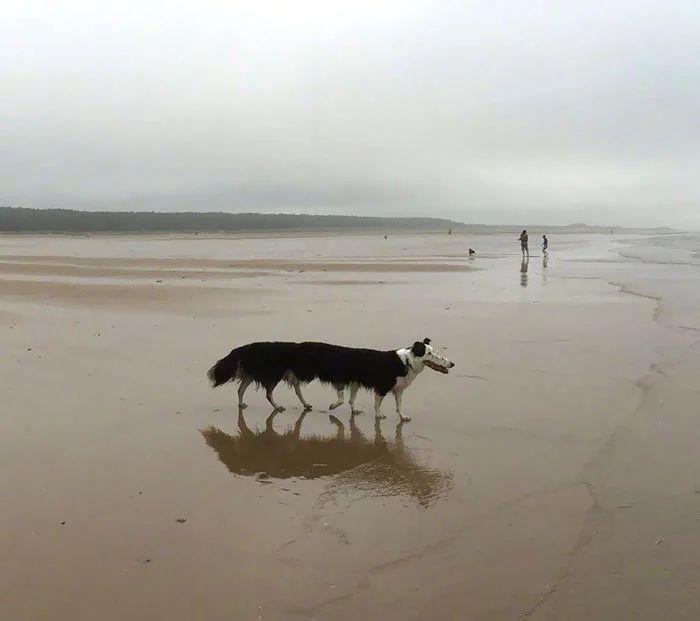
3 1 700 226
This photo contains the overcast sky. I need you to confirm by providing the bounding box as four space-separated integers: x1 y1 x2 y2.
3 1 700 226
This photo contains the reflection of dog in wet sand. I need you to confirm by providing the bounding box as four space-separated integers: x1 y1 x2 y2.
207 338 454 421
201 409 454 507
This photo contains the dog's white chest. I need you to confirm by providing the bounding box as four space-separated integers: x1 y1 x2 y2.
393 373 416 391
393 349 420 392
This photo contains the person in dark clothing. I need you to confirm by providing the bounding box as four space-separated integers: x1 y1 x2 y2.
542 234 549 257
519 229 529 257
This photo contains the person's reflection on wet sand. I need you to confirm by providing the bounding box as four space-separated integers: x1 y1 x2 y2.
542 253 548 284
200 408 453 507
520 256 529 287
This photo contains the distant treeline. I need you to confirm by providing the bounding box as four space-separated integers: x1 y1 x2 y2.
0 207 671 235
0 207 464 233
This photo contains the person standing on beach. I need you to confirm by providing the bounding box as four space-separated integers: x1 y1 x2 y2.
519 229 529 257
542 234 549 257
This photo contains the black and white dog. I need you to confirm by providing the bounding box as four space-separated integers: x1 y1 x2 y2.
207 338 454 421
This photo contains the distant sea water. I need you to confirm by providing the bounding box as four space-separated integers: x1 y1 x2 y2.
611 233 700 333
617 233 700 267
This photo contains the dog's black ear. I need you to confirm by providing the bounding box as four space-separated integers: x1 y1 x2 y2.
423 338 431 345
411 341 427 357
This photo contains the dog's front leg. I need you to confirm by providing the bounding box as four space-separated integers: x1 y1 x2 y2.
393 389 410 422
374 393 386 419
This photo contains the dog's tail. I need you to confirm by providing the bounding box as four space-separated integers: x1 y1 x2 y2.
207 350 240 387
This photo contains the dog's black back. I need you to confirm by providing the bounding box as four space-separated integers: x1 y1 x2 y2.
296 342 407 395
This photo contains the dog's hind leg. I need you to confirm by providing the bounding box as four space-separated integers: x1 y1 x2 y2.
238 377 252 409
348 384 362 415
374 393 386 419
265 383 285 412
328 384 345 410
393 389 410 422
293 381 313 410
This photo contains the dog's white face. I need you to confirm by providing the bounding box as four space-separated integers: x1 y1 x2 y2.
402 339 455 375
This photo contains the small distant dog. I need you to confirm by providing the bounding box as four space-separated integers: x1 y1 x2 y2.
468 248 476 257
207 338 454 421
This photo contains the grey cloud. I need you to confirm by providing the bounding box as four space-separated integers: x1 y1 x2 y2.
2 0 700 226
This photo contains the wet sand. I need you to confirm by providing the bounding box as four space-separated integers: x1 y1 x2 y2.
2 232 700 620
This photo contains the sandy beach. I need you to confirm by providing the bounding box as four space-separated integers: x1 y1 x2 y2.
2 231 700 620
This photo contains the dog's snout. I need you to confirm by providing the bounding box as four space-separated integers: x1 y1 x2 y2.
449 361 455 368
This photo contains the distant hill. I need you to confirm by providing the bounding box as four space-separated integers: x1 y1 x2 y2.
461 223 674 234
0 207 464 233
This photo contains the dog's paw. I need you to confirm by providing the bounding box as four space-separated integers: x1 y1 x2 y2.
351 409 363 415
275 405 286 412
399 415 412 422
239 403 248 409
303 404 313 411
328 402 342 410
375 413 387 419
